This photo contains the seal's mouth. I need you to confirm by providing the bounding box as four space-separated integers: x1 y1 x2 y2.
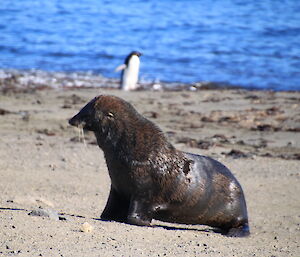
69 115 94 131
69 116 85 128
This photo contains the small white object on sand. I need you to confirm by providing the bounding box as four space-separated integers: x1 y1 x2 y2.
81 222 93 233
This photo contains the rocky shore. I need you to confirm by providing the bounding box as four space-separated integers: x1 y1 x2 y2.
0 69 243 92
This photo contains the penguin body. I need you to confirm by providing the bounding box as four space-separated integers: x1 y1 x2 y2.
116 51 142 91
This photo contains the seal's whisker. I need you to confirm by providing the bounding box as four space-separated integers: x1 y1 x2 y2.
78 125 86 147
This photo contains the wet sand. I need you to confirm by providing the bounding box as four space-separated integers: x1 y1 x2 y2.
0 72 299 256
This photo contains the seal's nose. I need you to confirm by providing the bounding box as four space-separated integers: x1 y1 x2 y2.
69 115 79 127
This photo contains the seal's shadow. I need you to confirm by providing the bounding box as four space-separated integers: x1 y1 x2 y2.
95 218 222 235
152 224 223 234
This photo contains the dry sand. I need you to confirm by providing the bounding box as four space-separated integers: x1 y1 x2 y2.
0 86 299 256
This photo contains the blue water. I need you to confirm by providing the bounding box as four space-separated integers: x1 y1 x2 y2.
0 0 300 91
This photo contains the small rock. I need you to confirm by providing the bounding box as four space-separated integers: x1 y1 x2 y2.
81 222 93 233
48 164 56 171
36 135 44 141
143 111 159 119
20 111 30 121
222 149 250 159
36 128 56 136
176 137 214 149
28 208 59 221
61 104 72 109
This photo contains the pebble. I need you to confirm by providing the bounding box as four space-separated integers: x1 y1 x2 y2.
81 222 93 233
28 208 59 221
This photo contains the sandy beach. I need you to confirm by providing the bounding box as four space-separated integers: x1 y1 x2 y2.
0 73 299 256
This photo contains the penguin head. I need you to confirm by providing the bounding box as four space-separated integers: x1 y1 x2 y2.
129 51 142 57
125 51 142 64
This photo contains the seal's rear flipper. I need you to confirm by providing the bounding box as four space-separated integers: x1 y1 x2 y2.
224 224 250 237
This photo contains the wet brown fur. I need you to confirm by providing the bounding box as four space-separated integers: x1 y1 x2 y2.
69 95 250 237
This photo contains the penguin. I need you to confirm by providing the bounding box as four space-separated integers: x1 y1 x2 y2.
115 51 142 91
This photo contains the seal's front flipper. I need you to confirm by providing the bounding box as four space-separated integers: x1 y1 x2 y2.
101 187 129 223
127 197 153 226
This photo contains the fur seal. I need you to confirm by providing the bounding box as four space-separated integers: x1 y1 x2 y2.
115 51 142 91
69 95 250 237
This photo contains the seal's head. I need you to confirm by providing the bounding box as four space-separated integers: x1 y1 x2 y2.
68 95 151 149
70 94 141 126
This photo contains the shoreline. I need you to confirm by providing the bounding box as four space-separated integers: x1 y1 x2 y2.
1 69 298 92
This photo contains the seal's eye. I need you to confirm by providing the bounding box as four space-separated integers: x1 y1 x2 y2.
107 112 114 118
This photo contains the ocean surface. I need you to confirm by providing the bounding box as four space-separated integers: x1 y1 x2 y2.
0 0 300 91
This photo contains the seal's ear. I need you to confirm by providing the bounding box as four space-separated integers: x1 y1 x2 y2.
107 112 114 118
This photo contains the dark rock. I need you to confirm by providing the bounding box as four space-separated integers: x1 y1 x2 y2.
286 127 300 132
222 149 250 159
0 108 12 115
211 134 229 143
251 124 278 132
244 95 259 100
201 116 214 122
176 137 214 149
